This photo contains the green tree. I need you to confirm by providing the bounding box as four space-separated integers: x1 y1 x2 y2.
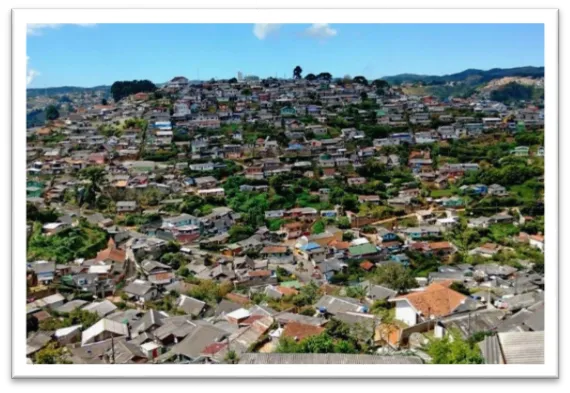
34 343 71 364
45 105 60 121
224 350 239 364
305 73 317 81
369 263 418 293
425 330 484 364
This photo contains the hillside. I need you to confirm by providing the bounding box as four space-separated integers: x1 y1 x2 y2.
27 85 111 98
383 66 544 86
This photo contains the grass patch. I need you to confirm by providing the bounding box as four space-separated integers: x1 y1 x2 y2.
431 189 455 198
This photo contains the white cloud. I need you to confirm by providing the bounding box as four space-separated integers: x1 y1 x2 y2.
304 23 337 39
27 23 97 36
253 24 281 40
26 56 40 86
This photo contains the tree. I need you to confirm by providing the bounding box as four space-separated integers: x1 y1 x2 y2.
311 220 325 235
305 73 317 81
34 343 71 364
369 263 418 293
425 330 484 364
224 350 239 364
110 80 157 102
353 76 369 86
228 77 237 84
317 72 332 82
293 65 303 80
450 282 471 296
78 166 108 207
27 314 39 333
101 98 108 105
45 105 60 121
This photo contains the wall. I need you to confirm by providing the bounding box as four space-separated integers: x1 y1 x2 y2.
395 300 418 327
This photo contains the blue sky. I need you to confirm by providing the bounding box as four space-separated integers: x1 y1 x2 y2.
26 23 544 88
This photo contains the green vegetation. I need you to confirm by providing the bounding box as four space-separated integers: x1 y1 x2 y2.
27 220 108 264
425 329 484 364
490 82 534 103
34 343 72 364
39 308 100 331
111 79 156 102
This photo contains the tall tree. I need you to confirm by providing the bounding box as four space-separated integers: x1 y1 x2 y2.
45 105 60 121
305 73 317 81
293 65 303 80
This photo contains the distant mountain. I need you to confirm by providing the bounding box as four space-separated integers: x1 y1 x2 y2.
26 85 111 98
383 66 544 86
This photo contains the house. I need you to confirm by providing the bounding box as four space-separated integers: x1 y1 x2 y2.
315 295 366 315
488 184 509 197
123 280 159 303
347 177 367 187
29 261 56 285
376 227 399 244
282 322 325 341
282 222 304 239
162 213 200 229
116 201 138 213
389 282 479 327
469 243 502 258
197 188 225 198
81 318 129 346
193 176 218 189
415 210 436 225
427 241 456 258
358 195 381 205
176 295 207 317
348 243 380 260
529 234 544 252
511 146 530 156
296 242 326 263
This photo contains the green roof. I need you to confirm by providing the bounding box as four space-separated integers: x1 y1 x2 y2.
348 243 379 257
280 280 302 289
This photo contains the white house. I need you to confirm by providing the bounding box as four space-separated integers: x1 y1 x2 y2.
529 234 544 252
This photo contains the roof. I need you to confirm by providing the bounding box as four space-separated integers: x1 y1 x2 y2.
81 300 118 317
479 335 502 364
498 331 544 364
81 318 129 346
177 295 206 316
123 280 154 297
26 331 53 356
348 243 378 257
170 324 229 360
282 322 325 341
262 246 288 254
314 295 364 315
55 299 88 314
391 282 466 318
237 353 423 364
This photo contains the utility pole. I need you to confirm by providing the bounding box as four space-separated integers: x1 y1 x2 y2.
110 334 116 364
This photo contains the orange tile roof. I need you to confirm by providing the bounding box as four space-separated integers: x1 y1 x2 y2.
262 246 287 254
428 241 453 250
530 234 544 242
282 322 325 341
276 286 299 296
95 246 126 263
226 292 250 305
328 240 350 250
360 261 375 271
248 270 271 278
396 283 466 318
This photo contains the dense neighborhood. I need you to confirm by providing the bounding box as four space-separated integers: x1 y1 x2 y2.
26 67 545 365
